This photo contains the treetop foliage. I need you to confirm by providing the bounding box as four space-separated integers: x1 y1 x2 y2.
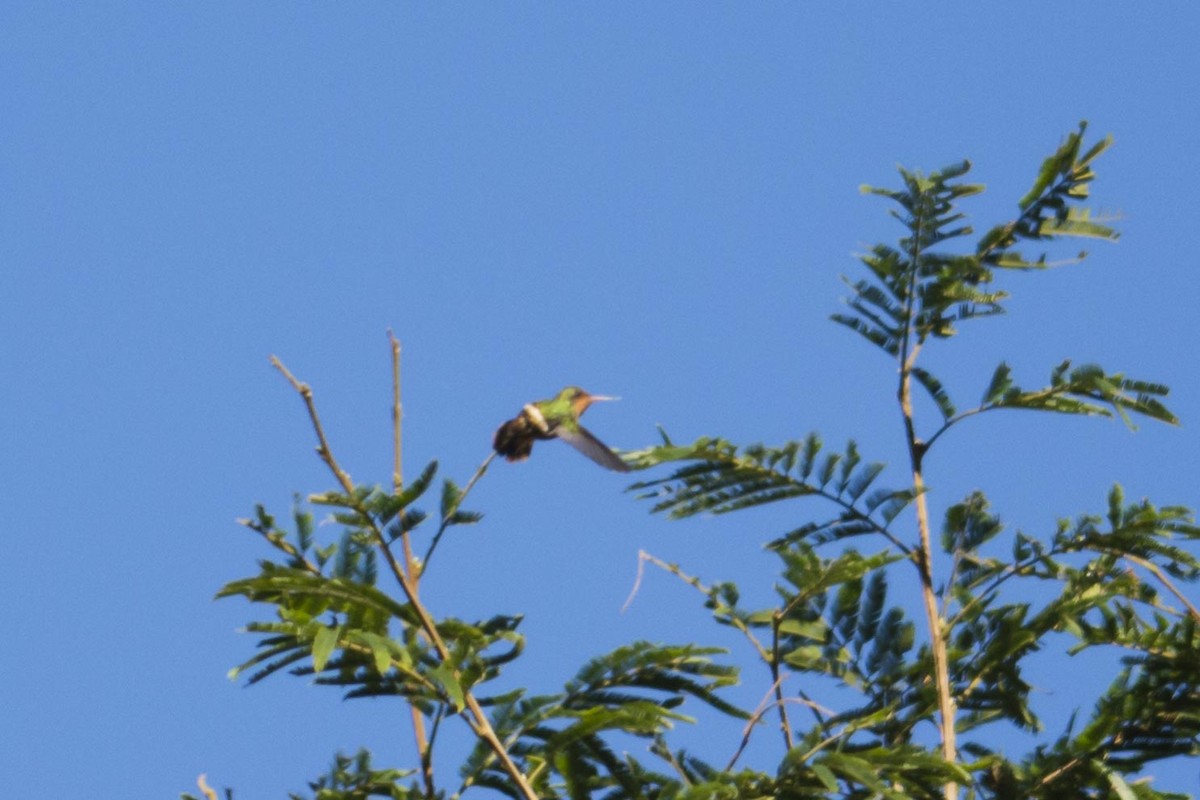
190 125 1198 800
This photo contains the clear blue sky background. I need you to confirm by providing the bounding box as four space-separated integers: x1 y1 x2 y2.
3 4 1199 797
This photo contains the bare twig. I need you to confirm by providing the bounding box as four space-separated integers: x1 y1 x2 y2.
770 613 795 752
390 330 404 495
620 548 650 613
623 550 771 661
727 674 781 770
271 356 538 800
384 333 435 799
726 689 833 771
271 356 356 495
627 550 799 759
196 775 218 800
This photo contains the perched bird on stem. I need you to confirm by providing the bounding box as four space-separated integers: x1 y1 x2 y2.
493 386 630 472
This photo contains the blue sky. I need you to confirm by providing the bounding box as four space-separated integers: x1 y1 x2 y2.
3 4 1199 797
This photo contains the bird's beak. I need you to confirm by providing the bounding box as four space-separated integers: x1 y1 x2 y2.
575 393 619 415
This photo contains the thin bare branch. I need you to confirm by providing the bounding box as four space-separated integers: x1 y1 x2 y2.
390 330 404 494
726 690 833 771
271 356 356 495
621 547 649 613
196 775 218 800
384 333 435 798
624 550 771 662
924 405 992 453
271 357 537 800
770 613 795 752
726 675 782 770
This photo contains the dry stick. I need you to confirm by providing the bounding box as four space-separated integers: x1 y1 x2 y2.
770 613 795 752
386 334 436 800
196 774 218 800
624 551 771 661
726 674 785 771
726 691 833 772
624 551 799 753
270 356 538 800
272 356 356 490
390 330 404 497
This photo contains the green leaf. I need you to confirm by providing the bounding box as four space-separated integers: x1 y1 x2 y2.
218 570 415 630
831 313 900 356
430 662 465 711
821 753 885 791
312 625 338 672
913 366 956 420
566 642 746 720
361 632 394 675
982 362 1013 404
811 763 838 791
1102 767 1138 800
440 478 463 520
397 460 438 509
989 362 1178 428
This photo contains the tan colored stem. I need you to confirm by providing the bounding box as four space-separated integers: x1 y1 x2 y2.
271 355 538 800
386 333 435 798
899 363 958 800
197 774 218 800
894 197 958 798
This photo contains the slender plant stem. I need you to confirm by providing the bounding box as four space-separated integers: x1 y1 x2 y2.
385 333 436 799
909 461 957 774
420 452 496 578
814 488 913 557
654 739 694 786
628 551 801 761
271 356 538 800
626 551 771 661
196 774 218 800
895 200 958 800
770 613 795 752
390 331 404 498
271 356 356 492
724 677 828 771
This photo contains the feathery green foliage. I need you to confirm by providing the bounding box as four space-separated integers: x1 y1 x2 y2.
200 126 1197 800
621 125 1195 799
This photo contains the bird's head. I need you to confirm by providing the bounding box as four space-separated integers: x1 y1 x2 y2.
559 386 619 417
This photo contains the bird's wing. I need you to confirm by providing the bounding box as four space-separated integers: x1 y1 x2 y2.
556 425 631 472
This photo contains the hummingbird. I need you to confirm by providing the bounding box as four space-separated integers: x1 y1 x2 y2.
493 386 630 472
